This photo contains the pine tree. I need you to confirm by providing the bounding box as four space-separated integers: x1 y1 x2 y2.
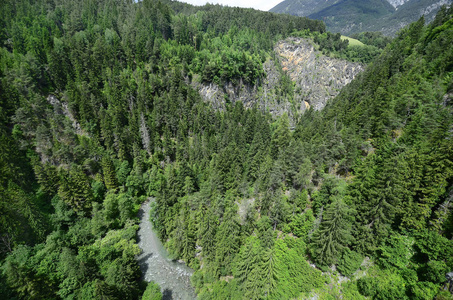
261 246 277 298
58 166 93 213
310 200 354 268
101 156 118 191
197 206 218 261
233 236 261 285
234 236 264 300
214 205 240 276
271 113 291 159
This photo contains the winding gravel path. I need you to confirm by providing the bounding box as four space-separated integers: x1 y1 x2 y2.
136 200 197 300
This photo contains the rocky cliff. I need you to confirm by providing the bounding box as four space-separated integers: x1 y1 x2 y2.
381 0 452 36
275 38 364 111
191 59 299 121
192 38 364 120
386 0 410 8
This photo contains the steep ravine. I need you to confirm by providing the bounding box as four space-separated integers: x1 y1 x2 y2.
136 200 196 300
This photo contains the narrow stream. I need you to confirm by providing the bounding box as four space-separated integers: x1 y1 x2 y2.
136 200 197 300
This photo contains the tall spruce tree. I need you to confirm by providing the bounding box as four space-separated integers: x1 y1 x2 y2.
310 200 354 268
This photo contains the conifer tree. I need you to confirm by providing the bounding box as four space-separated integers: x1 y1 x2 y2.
234 236 261 286
261 246 277 298
101 156 118 191
197 206 218 261
234 236 264 300
58 166 93 213
310 200 354 268
214 205 240 276
271 113 291 159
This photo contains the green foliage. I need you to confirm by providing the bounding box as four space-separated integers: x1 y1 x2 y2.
413 230 453 283
166 1 326 36
378 234 414 269
1 1 453 299
142 281 162 300
214 204 241 276
272 238 324 299
271 113 291 159
2 245 56 299
314 32 349 53
58 165 94 213
350 31 392 49
232 235 322 299
336 248 363 277
294 29 383 63
357 268 409 300
436 290 453 300
102 156 119 191
287 208 314 241
312 173 347 214
310 200 354 268
197 279 241 300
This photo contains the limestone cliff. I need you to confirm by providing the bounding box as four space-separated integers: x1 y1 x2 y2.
387 0 410 8
275 38 364 111
191 59 299 121
192 38 364 119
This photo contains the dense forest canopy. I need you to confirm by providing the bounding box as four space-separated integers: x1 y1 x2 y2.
0 0 453 299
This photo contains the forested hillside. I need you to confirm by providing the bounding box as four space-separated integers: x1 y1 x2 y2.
1 0 453 299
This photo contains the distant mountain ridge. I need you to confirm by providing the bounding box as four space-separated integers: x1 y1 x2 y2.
308 0 395 34
270 0 453 35
269 0 341 17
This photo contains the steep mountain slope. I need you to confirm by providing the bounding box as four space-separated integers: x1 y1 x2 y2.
271 0 452 35
297 7 453 241
381 0 453 35
0 0 326 298
269 0 341 16
308 0 395 35
291 10 453 297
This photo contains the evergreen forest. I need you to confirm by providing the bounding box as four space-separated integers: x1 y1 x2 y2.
1 0 453 299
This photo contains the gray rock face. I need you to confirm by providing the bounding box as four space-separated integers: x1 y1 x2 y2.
421 0 451 15
47 95 86 137
275 38 364 111
383 0 452 36
191 59 299 121
192 38 364 120
386 0 410 8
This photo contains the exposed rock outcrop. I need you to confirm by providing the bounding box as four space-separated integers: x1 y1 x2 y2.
275 38 364 111
191 59 300 121
192 38 364 119
48 95 86 137
387 0 410 8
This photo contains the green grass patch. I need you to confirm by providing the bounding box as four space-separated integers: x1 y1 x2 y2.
341 35 365 47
